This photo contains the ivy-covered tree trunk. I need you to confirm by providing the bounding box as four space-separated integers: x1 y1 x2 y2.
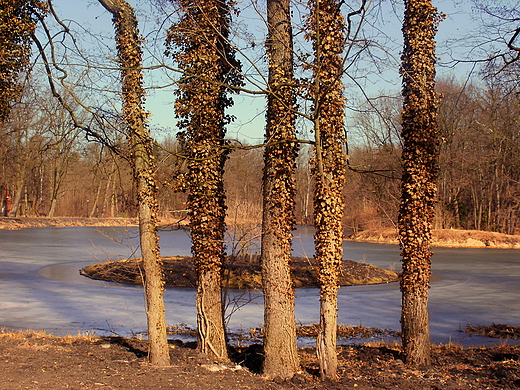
166 0 242 360
97 0 170 367
261 0 299 379
0 0 46 125
399 0 440 368
307 0 347 380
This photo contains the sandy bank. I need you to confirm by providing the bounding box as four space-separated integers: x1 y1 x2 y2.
350 228 520 249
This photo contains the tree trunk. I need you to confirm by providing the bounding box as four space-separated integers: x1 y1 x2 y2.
89 180 102 218
307 0 347 380
136 176 169 365
9 179 24 217
166 0 242 361
196 267 227 358
109 171 116 217
400 289 430 365
316 296 338 376
48 165 59 217
48 197 57 218
453 190 461 228
399 0 440 368
190 186 228 359
261 214 299 378
97 0 170 366
261 0 299 379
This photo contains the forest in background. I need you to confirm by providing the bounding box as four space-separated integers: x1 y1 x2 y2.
1 76 519 235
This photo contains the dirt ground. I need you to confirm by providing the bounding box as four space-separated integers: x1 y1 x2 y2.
1 330 519 390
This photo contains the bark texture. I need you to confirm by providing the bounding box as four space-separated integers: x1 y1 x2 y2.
399 0 440 368
306 0 347 380
97 0 170 366
166 0 242 360
261 0 299 379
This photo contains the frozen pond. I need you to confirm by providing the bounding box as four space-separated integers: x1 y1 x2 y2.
0 225 519 346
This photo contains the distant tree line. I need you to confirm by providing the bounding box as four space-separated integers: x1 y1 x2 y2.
2 77 518 236
350 76 520 236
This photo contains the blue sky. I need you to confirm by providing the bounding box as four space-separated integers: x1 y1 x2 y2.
45 0 491 143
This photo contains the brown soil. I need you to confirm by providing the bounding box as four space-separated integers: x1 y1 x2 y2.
350 228 520 249
1 330 519 389
80 255 398 289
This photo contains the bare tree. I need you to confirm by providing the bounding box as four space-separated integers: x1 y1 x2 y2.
97 0 170 366
224 147 263 225
349 95 403 231
41 100 82 217
295 146 314 226
398 0 440 367
3 98 47 217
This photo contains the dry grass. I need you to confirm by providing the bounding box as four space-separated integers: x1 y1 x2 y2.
0 329 97 343
351 228 520 248
461 324 520 339
0 217 138 230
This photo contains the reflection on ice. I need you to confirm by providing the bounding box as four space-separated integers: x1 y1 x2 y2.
0 226 519 346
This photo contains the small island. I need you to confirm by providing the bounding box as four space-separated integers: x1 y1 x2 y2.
80 255 398 289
